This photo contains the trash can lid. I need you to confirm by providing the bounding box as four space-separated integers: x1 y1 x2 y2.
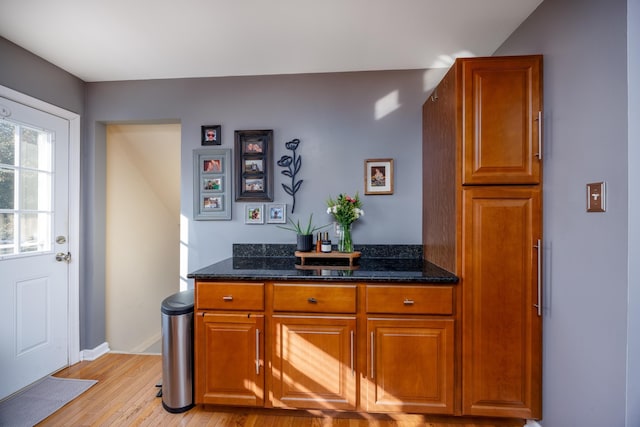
161 289 194 315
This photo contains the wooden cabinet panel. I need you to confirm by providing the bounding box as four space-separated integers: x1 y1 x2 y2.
195 313 264 406
272 283 356 313
461 56 542 185
271 315 356 410
196 282 264 311
365 318 455 414
423 55 543 420
461 187 542 418
365 285 454 315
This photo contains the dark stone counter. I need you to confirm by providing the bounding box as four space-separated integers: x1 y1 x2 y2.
187 244 458 284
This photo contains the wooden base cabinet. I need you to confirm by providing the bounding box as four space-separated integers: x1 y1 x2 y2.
364 318 455 414
194 280 457 416
271 315 356 410
195 313 264 406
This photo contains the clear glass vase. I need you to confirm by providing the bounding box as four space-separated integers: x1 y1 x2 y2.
336 222 353 253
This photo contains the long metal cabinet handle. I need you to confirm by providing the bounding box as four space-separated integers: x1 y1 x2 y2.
350 330 354 376
370 332 375 379
533 239 542 316
255 329 260 375
535 111 543 159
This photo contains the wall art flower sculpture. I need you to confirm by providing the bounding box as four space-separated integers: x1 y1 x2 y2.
277 138 303 213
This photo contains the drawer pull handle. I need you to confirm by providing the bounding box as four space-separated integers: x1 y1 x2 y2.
222 295 233 301
403 299 414 305
307 297 317 304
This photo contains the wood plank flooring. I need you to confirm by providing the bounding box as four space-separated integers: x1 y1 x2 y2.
40 353 525 426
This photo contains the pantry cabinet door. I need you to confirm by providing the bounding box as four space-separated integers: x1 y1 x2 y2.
461 56 542 185
461 187 542 418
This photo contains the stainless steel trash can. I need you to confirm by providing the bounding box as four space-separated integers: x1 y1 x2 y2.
161 289 194 413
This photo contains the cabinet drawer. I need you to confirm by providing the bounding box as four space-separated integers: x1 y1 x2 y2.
272 283 356 313
366 285 454 315
196 282 264 311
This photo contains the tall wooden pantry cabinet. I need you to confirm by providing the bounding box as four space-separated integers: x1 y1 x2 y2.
422 55 543 419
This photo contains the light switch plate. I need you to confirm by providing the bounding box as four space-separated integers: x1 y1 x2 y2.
587 182 606 212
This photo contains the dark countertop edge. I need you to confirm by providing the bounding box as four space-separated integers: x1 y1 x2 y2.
187 256 459 284
186 274 457 284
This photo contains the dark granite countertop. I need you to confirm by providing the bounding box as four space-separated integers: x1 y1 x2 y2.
187 244 458 284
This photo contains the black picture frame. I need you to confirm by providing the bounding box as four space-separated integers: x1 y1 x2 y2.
235 129 273 201
201 125 221 146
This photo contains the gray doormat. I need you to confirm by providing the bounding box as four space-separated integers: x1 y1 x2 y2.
0 376 97 426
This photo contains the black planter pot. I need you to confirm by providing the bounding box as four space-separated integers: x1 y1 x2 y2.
296 234 314 252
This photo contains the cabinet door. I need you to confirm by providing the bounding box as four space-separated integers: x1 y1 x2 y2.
271 315 356 410
461 56 542 185
195 313 264 406
462 187 542 418
365 318 455 414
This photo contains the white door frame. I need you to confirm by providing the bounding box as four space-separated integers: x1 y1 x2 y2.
0 84 81 365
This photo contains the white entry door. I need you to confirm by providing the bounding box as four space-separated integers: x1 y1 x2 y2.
0 96 70 400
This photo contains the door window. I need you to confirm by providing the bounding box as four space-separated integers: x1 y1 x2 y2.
0 119 53 257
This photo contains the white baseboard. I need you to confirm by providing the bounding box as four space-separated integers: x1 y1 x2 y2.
130 332 162 354
525 420 542 427
81 342 110 361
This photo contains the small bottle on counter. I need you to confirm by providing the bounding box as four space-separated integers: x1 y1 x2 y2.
321 232 332 253
316 232 322 252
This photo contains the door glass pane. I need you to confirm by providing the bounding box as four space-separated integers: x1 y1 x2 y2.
20 170 50 211
0 212 14 255
21 127 52 172
19 212 50 253
0 121 16 165
0 167 15 209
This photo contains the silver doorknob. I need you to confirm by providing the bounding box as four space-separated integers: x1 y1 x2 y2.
55 252 71 263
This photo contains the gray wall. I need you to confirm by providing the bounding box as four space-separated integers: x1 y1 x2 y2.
84 70 440 348
496 0 636 425
0 37 84 114
627 0 639 425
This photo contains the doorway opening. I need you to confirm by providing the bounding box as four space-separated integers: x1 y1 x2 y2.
105 123 181 353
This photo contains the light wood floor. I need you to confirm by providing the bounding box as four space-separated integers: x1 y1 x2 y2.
40 353 525 426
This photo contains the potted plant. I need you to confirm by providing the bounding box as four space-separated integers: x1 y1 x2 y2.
278 213 330 252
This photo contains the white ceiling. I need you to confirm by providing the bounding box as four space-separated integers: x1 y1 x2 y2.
0 0 543 82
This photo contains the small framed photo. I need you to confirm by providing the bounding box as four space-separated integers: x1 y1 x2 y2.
203 158 223 173
202 125 221 146
244 159 263 173
203 195 224 211
245 204 264 224
243 139 264 154
266 203 286 224
364 158 394 195
203 177 223 192
244 177 264 192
